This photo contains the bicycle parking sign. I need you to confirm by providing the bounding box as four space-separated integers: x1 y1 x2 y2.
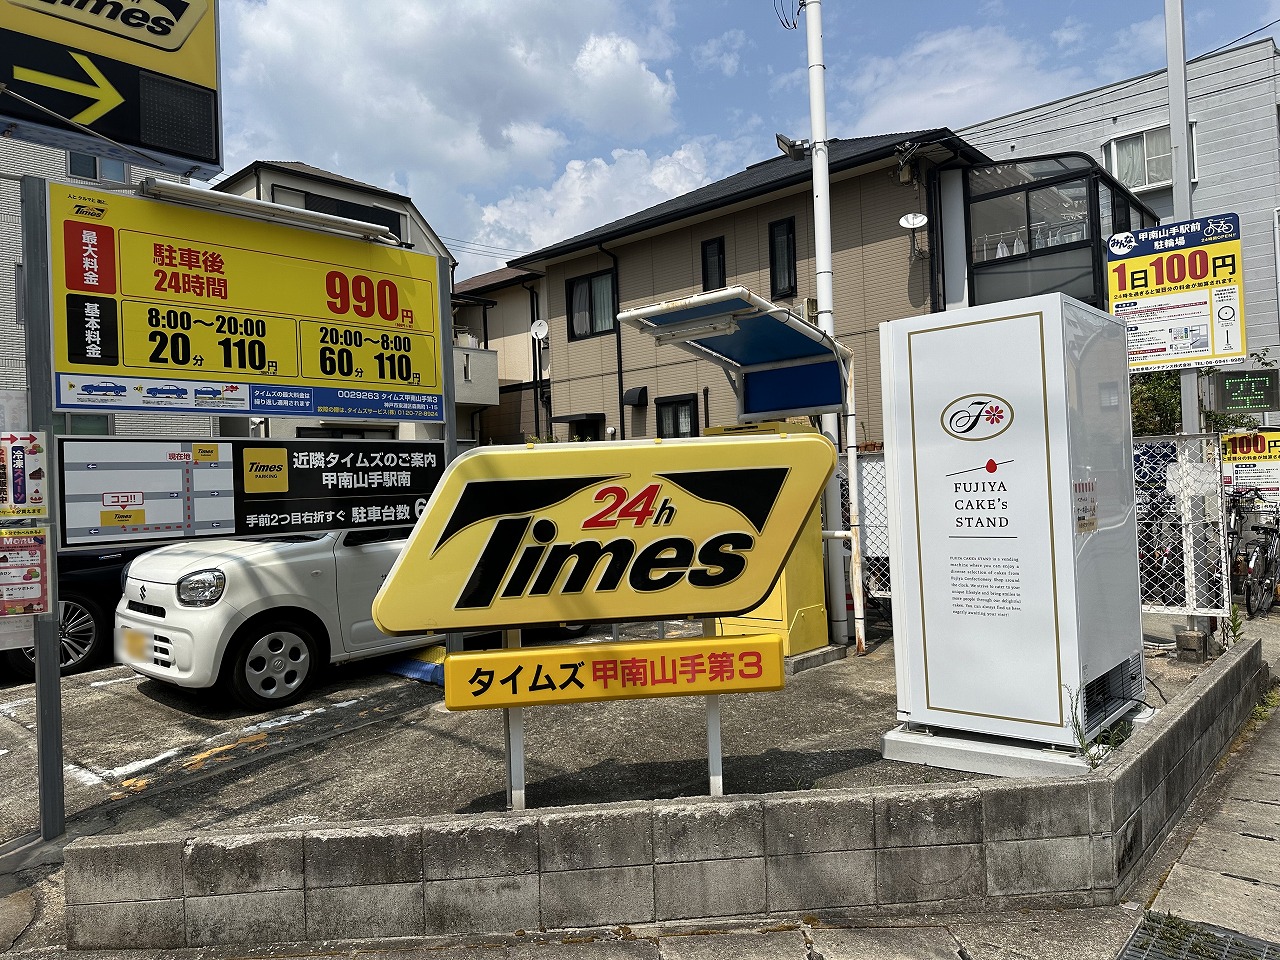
1108 212 1246 372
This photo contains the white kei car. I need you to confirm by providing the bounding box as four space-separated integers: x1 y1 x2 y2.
115 526 435 710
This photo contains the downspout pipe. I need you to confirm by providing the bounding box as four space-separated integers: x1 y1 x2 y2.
600 243 625 439
524 282 541 440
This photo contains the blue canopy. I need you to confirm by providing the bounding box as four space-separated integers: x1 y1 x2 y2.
617 286 852 422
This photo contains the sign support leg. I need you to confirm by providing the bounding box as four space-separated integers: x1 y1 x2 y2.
706 694 723 796
21 177 65 840
502 628 525 811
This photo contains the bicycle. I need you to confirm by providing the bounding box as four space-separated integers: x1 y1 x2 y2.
1241 503 1280 618
1224 486 1262 596
1137 492 1186 606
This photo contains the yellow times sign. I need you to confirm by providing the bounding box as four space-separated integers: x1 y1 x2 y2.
374 432 835 633
49 183 444 422
443 634 784 710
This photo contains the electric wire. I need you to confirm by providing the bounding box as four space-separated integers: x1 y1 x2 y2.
438 235 530 256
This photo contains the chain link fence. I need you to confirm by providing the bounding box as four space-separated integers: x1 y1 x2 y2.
1134 435 1228 617
837 438 1228 619
837 452 891 604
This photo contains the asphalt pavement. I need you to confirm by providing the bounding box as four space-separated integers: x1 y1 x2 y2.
0 611 1275 959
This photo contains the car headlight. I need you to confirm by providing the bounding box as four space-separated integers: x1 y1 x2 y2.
177 569 226 606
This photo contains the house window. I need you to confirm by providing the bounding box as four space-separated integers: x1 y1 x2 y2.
1104 125 1196 192
567 270 615 340
272 186 403 238
769 218 796 299
69 152 128 184
52 413 109 435
701 237 726 291
656 394 698 438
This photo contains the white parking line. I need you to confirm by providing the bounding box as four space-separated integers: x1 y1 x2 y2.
105 748 183 780
89 675 139 688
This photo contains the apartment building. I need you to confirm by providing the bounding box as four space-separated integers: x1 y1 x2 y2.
961 39 1280 361
508 130 992 448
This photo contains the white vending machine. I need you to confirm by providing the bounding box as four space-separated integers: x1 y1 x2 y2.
880 293 1143 766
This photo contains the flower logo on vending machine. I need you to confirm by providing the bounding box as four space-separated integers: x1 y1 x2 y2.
941 394 1015 441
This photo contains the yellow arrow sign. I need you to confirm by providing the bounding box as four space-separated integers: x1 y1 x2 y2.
13 51 123 125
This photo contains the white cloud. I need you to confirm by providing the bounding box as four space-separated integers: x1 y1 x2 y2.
569 34 678 139
476 144 712 254
1103 15 1167 71
694 29 750 77
219 0 677 196
1052 18 1087 51
455 134 763 278
838 26 1092 135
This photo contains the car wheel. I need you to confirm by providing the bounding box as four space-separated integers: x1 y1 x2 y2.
226 619 319 711
3 596 105 680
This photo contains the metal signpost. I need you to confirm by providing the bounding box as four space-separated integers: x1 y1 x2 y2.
0 0 222 178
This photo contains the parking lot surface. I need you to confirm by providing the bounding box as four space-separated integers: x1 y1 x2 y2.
0 614 1245 956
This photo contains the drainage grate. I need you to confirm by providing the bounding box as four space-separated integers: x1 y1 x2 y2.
1119 913 1280 960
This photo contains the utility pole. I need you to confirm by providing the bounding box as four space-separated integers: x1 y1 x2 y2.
801 0 863 651
1166 0 1196 430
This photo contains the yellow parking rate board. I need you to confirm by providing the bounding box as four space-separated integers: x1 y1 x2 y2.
374 432 836 633
444 634 785 710
47 182 445 422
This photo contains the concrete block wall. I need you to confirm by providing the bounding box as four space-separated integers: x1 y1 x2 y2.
64 638 1267 951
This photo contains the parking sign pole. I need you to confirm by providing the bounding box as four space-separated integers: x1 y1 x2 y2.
21 175 65 840
706 695 723 797
502 628 526 811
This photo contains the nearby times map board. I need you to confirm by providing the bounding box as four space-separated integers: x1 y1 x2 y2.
47 182 444 421
1107 212 1246 372
59 437 445 549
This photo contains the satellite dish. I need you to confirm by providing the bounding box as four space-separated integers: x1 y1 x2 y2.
899 213 929 230
530 318 549 341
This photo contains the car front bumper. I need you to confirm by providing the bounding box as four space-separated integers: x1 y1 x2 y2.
115 580 236 689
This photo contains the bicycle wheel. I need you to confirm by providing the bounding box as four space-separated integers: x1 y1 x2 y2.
1243 542 1267 618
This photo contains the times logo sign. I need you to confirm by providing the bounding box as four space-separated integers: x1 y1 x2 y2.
7 0 210 51
374 434 836 634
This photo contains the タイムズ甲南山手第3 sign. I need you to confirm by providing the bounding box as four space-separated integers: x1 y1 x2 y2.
373 432 836 634
47 183 444 422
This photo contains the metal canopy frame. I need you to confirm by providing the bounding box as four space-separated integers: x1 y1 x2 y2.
617 285 853 423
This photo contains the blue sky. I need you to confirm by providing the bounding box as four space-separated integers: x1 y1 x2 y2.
216 1 1280 279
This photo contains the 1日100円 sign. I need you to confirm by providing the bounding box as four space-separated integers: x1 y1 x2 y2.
373 432 836 633
47 182 444 421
